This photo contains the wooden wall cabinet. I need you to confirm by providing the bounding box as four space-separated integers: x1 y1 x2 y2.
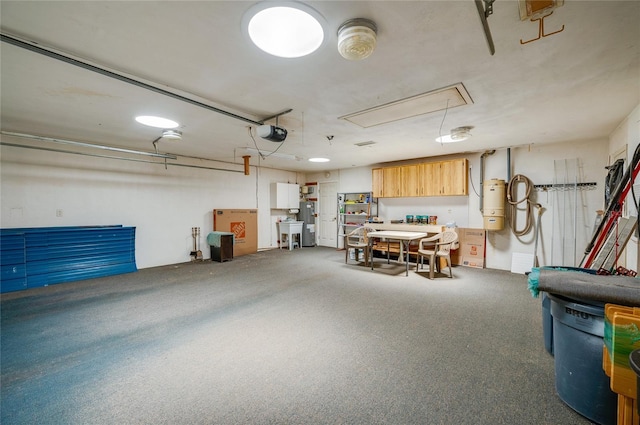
421 162 441 196
372 158 468 198
372 168 384 198
382 167 402 197
401 165 421 197
440 159 468 196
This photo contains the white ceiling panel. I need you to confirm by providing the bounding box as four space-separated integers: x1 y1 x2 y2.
1 1 638 171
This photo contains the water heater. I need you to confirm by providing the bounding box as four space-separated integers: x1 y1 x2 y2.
483 179 505 230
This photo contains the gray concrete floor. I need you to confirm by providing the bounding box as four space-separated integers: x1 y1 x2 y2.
1 247 596 424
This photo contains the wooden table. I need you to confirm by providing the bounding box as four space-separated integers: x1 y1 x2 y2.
367 230 428 276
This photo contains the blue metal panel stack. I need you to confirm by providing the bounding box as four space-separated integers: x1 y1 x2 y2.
0 225 137 293
0 229 28 292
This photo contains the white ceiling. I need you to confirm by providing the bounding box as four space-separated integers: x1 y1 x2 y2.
1 1 639 172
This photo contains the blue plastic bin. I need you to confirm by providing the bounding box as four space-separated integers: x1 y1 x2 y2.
549 293 617 425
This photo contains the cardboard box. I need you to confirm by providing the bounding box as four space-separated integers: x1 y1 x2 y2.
451 228 486 269
213 209 258 257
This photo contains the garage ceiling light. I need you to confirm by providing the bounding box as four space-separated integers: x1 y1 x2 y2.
436 126 473 143
162 129 182 140
135 116 179 129
337 18 377 60
245 4 324 58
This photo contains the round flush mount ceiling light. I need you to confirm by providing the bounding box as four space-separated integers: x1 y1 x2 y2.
135 115 179 129
436 126 473 143
337 18 377 60
245 3 325 58
162 129 182 140
309 157 330 163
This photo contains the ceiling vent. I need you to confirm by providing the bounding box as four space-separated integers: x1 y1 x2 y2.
339 82 473 128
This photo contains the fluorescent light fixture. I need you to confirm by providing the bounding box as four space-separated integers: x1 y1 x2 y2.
309 157 330 163
135 116 179 129
245 3 324 58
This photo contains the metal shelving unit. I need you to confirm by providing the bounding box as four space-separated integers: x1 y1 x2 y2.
337 192 376 249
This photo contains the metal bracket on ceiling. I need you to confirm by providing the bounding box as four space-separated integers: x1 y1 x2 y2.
520 10 565 45
475 0 496 56
482 0 495 18
261 109 293 126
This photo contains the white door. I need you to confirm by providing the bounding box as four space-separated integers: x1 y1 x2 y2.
319 182 338 247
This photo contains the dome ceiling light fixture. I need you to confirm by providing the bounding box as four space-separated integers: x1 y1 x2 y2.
245 3 325 58
436 126 474 143
337 18 377 60
309 157 330 163
161 129 182 140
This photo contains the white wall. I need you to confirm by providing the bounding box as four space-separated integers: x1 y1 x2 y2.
0 140 301 268
377 196 469 228
480 141 608 270
3 105 637 273
310 142 614 271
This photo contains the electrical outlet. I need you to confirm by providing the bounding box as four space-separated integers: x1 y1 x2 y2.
56 209 63 217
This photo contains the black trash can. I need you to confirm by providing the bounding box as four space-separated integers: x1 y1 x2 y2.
549 293 617 425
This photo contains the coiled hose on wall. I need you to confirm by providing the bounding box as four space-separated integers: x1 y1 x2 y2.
507 174 534 236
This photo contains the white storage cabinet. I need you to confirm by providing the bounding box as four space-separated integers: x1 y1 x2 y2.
271 183 300 209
